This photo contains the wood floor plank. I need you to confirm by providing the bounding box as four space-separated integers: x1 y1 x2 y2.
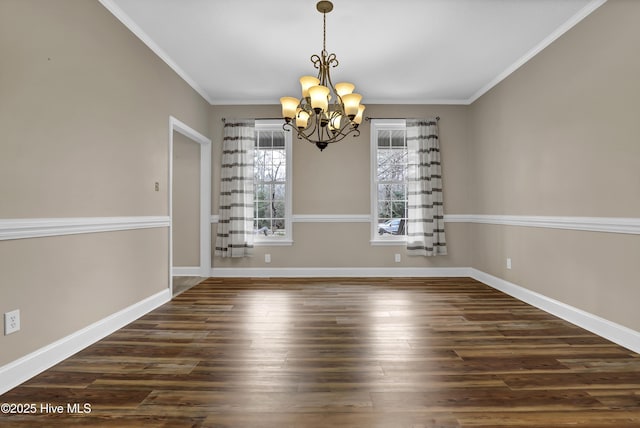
1 277 639 427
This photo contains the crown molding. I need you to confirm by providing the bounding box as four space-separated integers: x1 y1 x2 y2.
467 0 607 104
98 0 214 104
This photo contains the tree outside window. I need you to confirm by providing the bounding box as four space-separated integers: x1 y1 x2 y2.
371 120 408 242
253 121 292 243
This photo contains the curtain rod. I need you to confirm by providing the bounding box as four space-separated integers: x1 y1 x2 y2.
364 116 440 122
221 116 440 123
221 117 282 123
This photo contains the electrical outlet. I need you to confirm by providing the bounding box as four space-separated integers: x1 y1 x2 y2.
265 253 271 264
394 253 401 263
506 258 512 270
154 182 160 191
4 309 20 335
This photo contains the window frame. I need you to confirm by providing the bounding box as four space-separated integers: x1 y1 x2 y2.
370 119 408 245
253 119 293 246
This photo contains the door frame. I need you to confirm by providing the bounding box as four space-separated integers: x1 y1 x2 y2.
168 116 211 293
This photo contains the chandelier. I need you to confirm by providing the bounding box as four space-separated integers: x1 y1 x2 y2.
280 1 365 151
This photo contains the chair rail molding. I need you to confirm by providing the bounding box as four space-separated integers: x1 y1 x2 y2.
0 216 170 241
444 214 640 235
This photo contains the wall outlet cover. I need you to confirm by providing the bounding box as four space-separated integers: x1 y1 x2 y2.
4 309 20 335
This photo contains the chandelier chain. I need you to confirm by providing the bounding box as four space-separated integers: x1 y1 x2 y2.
323 11 327 53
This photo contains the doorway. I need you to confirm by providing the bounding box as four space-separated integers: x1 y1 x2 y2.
168 117 211 295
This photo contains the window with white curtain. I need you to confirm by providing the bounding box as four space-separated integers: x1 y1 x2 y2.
370 119 408 244
253 120 292 245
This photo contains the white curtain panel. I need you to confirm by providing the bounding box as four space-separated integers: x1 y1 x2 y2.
406 118 447 256
214 120 255 258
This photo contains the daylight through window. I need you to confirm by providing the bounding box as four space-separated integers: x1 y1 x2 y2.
253 121 292 244
371 120 408 242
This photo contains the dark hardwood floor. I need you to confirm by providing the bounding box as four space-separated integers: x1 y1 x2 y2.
2 277 639 427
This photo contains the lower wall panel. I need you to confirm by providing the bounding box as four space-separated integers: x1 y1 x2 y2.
0 227 169 366
212 221 473 269
471 222 640 333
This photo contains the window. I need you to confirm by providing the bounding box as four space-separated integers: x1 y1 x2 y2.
253 120 292 245
370 119 408 243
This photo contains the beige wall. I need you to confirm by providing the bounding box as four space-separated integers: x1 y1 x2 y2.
0 0 209 366
172 132 201 267
209 104 473 269
468 0 640 330
0 229 168 364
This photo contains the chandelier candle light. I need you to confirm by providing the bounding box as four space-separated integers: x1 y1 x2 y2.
280 1 365 151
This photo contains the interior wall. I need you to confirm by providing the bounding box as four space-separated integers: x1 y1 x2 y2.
208 104 473 269
468 0 640 331
172 132 201 267
0 0 209 367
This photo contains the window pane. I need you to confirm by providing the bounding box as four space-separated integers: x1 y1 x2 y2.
378 183 392 200
272 219 285 232
377 130 390 148
255 183 267 200
372 122 408 241
273 152 286 181
273 183 285 201
391 184 406 200
378 149 407 181
391 201 406 219
273 201 285 218
377 200 390 220
257 131 272 148
256 200 270 219
254 150 266 179
391 129 405 147
254 123 290 241
272 132 285 148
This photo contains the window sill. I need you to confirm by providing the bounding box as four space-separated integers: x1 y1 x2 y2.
253 239 293 247
370 239 406 246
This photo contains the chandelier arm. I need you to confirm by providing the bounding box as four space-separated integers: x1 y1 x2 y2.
291 123 360 147
299 113 319 139
313 122 361 145
310 54 322 70
329 123 361 142
322 56 344 114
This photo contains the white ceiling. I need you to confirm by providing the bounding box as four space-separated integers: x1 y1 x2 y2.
100 0 605 105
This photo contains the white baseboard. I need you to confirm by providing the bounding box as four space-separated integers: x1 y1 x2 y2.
470 269 640 354
172 266 202 276
210 266 472 278
0 289 171 396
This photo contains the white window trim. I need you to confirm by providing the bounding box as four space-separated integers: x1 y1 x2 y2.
254 119 293 246
370 119 408 245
